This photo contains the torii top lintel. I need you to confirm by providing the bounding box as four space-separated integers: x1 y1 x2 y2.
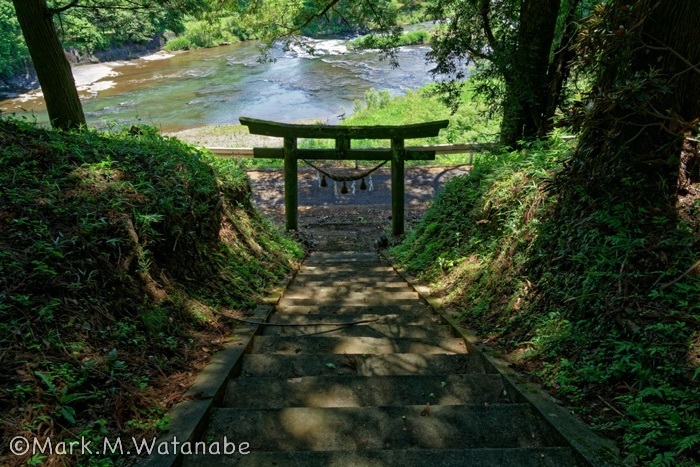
239 116 449 140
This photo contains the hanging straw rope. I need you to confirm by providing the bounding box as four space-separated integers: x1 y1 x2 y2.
303 159 388 182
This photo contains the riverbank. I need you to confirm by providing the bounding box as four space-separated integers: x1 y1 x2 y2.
0 32 168 96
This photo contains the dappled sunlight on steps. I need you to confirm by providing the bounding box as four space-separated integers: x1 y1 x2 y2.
182 251 584 466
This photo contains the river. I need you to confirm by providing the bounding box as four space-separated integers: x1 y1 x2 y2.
0 35 437 132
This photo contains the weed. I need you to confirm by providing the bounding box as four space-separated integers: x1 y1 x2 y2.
0 117 302 464
390 136 700 464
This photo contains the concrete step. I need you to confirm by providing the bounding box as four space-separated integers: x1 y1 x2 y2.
282 290 419 301
303 257 386 265
278 297 423 307
266 313 442 326
299 265 395 274
224 374 509 408
239 353 487 378
183 447 581 467
306 251 380 260
285 285 415 295
201 404 564 451
250 336 469 355
290 275 403 285
260 323 454 338
275 304 431 314
293 280 410 288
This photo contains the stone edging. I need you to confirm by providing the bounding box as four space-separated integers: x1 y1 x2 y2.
383 252 622 467
136 258 304 467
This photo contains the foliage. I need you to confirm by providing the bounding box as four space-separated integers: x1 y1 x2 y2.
50 0 205 53
346 84 498 145
390 137 700 464
0 117 301 464
164 13 258 51
0 0 205 79
240 0 405 64
426 0 598 146
0 1 28 79
348 29 430 50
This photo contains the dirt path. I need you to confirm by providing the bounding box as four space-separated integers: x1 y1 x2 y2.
247 165 470 250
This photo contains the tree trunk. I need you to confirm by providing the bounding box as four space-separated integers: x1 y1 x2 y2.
543 0 580 133
571 0 700 204
500 0 561 147
12 0 85 130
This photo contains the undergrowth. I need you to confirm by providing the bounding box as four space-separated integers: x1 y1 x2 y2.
0 118 302 465
347 29 430 50
391 138 700 465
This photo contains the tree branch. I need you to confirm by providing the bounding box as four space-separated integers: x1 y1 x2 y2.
289 0 342 36
644 43 700 77
479 0 500 54
49 0 81 14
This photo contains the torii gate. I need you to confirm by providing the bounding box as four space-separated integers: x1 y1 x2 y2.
240 117 449 236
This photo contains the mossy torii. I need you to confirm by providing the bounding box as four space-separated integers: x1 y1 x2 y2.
239 117 449 235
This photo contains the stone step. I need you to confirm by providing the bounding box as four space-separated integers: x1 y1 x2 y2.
260 323 454 338
201 404 564 451
299 265 395 274
250 336 469 355
183 447 581 467
266 313 442 326
282 290 419 301
278 298 422 307
303 257 385 265
291 275 403 285
294 270 398 278
306 251 380 260
224 374 508 408
285 285 415 294
293 280 409 289
239 353 487 378
275 304 431 314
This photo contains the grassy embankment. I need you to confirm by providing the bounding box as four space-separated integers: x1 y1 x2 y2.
0 118 302 465
390 137 700 464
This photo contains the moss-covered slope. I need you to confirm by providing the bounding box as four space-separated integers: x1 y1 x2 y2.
0 118 302 465
391 140 700 465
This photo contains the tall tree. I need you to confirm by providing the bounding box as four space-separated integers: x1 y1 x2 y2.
563 0 700 205
428 0 590 147
12 0 86 129
9 0 205 130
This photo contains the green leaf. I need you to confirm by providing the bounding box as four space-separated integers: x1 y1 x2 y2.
325 363 336 369
60 406 76 424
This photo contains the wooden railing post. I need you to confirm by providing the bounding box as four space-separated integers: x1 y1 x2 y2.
391 138 405 236
284 137 298 230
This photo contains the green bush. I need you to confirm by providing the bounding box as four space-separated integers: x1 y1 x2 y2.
348 29 430 50
0 2 28 78
164 35 193 51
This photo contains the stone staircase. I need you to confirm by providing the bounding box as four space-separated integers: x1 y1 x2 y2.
183 251 586 466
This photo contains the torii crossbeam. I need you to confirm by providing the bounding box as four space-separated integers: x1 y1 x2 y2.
239 117 449 235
